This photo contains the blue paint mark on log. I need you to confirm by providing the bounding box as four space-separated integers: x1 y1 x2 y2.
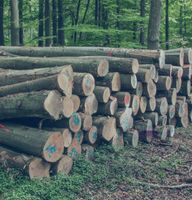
45 145 57 154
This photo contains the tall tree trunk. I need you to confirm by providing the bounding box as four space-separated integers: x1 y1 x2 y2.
140 0 145 45
179 0 183 36
133 2 137 40
10 0 20 46
165 0 169 49
184 0 187 35
38 0 44 47
147 0 162 49
116 0 120 47
58 0 65 45
95 0 99 25
102 2 110 46
45 0 51 46
0 0 4 46
52 0 57 45
19 0 24 45
74 0 81 44
79 0 91 40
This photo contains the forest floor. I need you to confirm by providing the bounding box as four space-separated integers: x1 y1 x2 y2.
0 126 191 200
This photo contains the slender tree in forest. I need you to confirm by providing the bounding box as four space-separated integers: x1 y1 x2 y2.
140 0 145 45
133 2 137 40
52 0 57 45
19 0 24 45
10 0 20 46
116 0 120 47
165 0 169 49
147 0 162 49
58 0 65 45
38 0 44 47
45 0 51 46
74 0 81 44
79 0 91 40
184 0 187 35
0 0 4 46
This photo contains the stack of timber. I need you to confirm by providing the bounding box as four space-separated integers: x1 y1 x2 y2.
0 46 191 179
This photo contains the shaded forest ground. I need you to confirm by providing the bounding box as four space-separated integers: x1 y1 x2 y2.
0 126 191 200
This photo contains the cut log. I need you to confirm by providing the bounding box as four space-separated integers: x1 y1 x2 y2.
113 92 131 107
139 96 147 114
62 129 73 148
172 78 182 93
79 113 92 131
84 126 98 145
136 68 152 83
51 155 73 175
0 90 70 120
182 66 192 80
114 108 133 132
124 129 139 148
120 74 137 90
172 66 183 78
96 72 121 92
175 100 185 117
0 66 73 96
0 74 73 98
165 48 184 66
158 115 167 126
73 73 95 96
41 112 82 133
80 56 140 74
168 105 176 119
67 140 82 160
73 130 84 144
184 48 192 64
71 95 80 112
94 86 111 103
82 144 95 160
111 129 124 152
167 125 175 137
178 80 191 96
0 56 109 77
0 146 51 179
146 97 156 112
97 97 118 116
92 116 116 141
176 113 189 128
130 95 140 116
134 119 153 143
153 70 159 83
0 47 165 68
128 81 143 96
159 64 172 76
154 126 168 142
0 123 64 162
156 76 172 91
139 64 156 79
142 80 156 98
79 94 98 115
156 88 177 106
137 112 158 127
155 97 168 115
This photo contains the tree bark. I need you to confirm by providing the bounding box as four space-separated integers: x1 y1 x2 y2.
147 0 162 49
45 0 51 46
19 0 24 45
0 90 67 120
38 0 44 47
94 86 111 103
165 0 169 50
140 0 145 45
0 146 51 179
0 123 64 162
52 0 57 45
57 0 65 45
0 0 4 46
10 0 20 46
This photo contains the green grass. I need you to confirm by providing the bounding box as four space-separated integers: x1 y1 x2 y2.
0 127 192 200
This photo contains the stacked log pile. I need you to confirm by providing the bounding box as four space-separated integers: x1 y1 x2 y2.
0 46 191 179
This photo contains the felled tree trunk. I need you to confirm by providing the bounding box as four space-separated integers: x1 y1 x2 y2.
0 123 64 162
